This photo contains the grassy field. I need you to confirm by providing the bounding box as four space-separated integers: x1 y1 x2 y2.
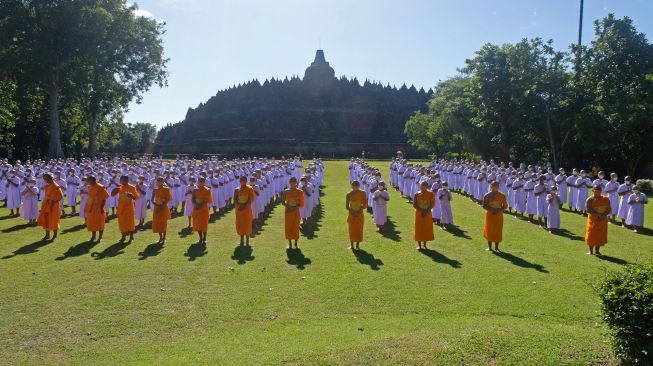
1 160 652 365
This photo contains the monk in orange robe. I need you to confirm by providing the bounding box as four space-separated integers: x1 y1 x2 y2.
346 180 367 250
37 173 64 241
413 181 435 250
112 175 139 243
235 176 255 246
192 177 213 244
152 177 173 244
283 177 305 248
585 185 611 255
482 181 508 252
85 176 110 242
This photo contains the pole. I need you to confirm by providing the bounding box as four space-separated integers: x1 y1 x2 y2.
578 0 584 46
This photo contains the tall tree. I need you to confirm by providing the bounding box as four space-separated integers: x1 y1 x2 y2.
74 1 167 156
576 15 653 176
0 1 90 158
0 0 167 158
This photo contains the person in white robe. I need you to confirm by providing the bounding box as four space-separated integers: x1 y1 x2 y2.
555 168 567 207
20 178 39 224
372 181 389 230
437 182 453 229
535 176 548 227
546 186 561 233
625 187 648 233
135 176 148 227
79 177 89 223
524 175 537 222
5 170 21 216
603 173 620 222
183 177 197 228
616 176 634 225
575 170 593 215
566 169 579 211
66 169 82 215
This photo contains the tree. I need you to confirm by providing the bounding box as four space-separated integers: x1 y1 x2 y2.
575 15 653 176
404 76 479 158
0 0 167 158
0 1 91 158
458 38 573 163
74 1 168 156
0 81 17 154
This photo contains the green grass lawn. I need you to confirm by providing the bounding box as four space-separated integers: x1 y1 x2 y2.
1 160 651 365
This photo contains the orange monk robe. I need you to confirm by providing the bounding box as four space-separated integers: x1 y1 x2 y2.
152 187 172 233
414 190 435 241
347 189 367 242
116 184 139 233
191 186 213 232
483 191 508 243
235 185 255 236
37 183 64 231
585 195 611 247
284 188 305 240
86 184 110 232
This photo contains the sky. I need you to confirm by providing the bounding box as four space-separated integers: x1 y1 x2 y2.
124 0 653 128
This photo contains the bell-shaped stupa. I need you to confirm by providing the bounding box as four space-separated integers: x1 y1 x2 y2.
303 49 336 94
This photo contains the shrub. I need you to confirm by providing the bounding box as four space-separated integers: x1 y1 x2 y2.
636 179 653 193
597 261 653 365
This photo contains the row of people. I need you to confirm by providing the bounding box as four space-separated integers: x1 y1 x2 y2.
1 156 308 218
386 157 648 255
389 158 648 234
1 156 324 246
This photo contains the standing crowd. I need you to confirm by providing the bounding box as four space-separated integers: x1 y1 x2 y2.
342 157 647 256
0 156 324 247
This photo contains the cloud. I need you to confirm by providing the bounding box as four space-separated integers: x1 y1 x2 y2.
127 2 154 18
133 8 154 18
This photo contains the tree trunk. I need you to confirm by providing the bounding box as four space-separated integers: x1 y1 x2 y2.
47 62 64 158
500 123 511 161
88 110 97 157
544 101 558 169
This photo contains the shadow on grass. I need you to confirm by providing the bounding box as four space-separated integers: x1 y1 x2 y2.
178 226 193 238
352 249 383 271
379 216 401 242
1 223 33 233
61 224 86 234
637 227 653 237
300 203 323 240
184 242 207 261
596 254 629 265
495 251 548 273
419 248 462 268
0 214 18 221
138 242 164 260
138 221 152 231
555 228 583 241
286 248 311 270
251 201 280 238
56 240 99 260
91 241 129 260
446 224 471 240
231 245 254 265
2 240 51 259
209 207 230 223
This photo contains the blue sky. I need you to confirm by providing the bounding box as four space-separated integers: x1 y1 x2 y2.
125 0 653 128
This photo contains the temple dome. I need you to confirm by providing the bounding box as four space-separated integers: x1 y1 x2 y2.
303 50 336 94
